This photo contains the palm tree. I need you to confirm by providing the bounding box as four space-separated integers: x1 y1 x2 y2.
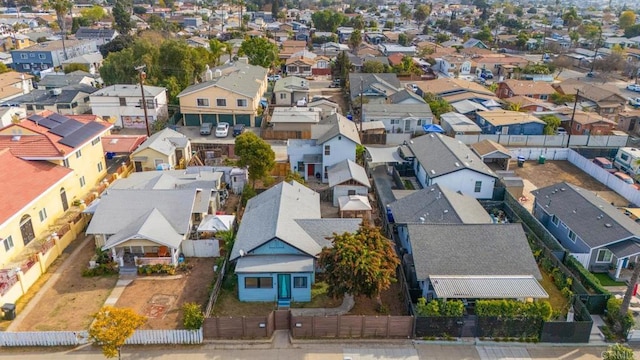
224 41 233 62
209 38 225 66
620 264 640 318
44 0 73 61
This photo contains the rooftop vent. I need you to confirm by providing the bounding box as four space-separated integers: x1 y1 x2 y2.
430 169 435 174
605 223 613 228
455 162 460 167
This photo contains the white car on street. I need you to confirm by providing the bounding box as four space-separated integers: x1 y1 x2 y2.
627 84 640 92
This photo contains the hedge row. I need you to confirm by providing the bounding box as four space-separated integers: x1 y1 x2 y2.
565 256 610 295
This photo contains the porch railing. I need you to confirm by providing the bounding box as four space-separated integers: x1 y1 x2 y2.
135 257 172 266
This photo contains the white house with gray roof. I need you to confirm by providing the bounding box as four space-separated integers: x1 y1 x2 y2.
287 113 361 183
362 103 433 135
230 181 361 303
388 183 493 256
90 84 168 130
131 128 191 171
272 76 309 106
86 188 205 270
401 133 497 199
406 224 547 301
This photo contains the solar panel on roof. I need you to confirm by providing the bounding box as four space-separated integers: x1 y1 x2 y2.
28 117 59 129
49 119 83 137
47 113 70 124
59 122 106 148
28 114 45 122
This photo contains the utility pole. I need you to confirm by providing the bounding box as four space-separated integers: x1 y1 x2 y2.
541 22 547 61
567 89 580 148
136 65 151 137
359 78 364 134
589 25 603 74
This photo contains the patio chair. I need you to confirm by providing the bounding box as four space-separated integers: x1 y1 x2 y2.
158 246 169 257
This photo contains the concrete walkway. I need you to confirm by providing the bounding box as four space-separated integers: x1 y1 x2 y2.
103 278 133 306
290 294 355 316
7 234 94 332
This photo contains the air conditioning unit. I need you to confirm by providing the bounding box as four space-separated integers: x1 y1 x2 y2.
50 88 62 96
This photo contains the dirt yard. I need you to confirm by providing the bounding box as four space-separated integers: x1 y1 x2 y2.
513 160 629 207
15 237 118 331
114 257 215 330
348 282 408 316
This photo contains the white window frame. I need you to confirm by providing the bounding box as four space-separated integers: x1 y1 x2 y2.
196 98 209 107
237 99 248 107
474 181 482 193
75 149 82 158
97 162 103 172
551 215 559 226
568 229 577 242
3 235 14 252
62 158 70 167
79 176 86 187
20 53 27 59
596 249 613 263
38 54 46 59
216 98 227 107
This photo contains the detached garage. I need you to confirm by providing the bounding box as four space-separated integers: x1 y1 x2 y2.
471 139 512 171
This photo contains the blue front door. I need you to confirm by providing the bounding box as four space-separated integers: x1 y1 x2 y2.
277 274 291 300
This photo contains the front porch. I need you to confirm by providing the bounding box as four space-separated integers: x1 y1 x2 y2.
112 245 178 268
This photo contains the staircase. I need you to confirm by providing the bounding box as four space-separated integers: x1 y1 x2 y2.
277 299 291 309
119 266 137 276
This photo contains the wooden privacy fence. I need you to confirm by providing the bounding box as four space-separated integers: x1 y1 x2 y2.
261 129 311 140
290 315 414 338
0 331 89 346
271 162 290 177
203 312 275 339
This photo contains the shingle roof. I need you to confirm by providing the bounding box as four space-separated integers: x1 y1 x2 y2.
327 159 371 188
132 127 188 156
177 62 267 98
388 183 492 225
86 189 196 236
363 103 433 119
532 182 640 249
316 113 361 145
272 76 309 93
406 133 496 178
36 72 96 88
230 181 323 260
75 27 117 39
110 170 220 191
471 139 511 158
414 78 494 97
235 255 314 273
295 218 362 249
388 89 426 104
10 84 97 105
439 112 482 133
102 208 183 250
0 149 72 225
500 79 555 96
348 73 402 100
477 110 545 126
407 224 542 280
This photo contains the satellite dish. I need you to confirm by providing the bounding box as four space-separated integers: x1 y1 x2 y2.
239 249 245 257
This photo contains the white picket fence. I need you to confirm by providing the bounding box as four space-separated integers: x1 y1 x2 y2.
0 328 203 347
0 331 89 346
566 150 640 206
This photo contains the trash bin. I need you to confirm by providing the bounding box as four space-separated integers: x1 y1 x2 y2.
517 156 526 168
538 155 546 164
2 303 16 320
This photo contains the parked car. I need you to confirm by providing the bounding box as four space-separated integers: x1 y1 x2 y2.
586 72 596 78
593 157 616 173
614 171 635 185
630 97 640 108
268 74 281 82
215 122 230 137
199 122 213 135
232 124 246 137
408 84 419 93
627 84 640 92
556 127 567 135
329 79 341 88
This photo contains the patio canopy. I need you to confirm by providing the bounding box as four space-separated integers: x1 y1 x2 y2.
338 195 372 212
197 214 235 232
366 146 407 164
430 275 549 299
422 124 444 133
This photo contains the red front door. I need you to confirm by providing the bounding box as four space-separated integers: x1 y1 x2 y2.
307 164 314 176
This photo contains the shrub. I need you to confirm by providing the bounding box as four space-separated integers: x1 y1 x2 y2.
415 297 464 317
476 299 552 321
241 185 256 206
82 262 118 277
565 256 610 294
376 303 390 315
182 302 205 330
137 264 177 275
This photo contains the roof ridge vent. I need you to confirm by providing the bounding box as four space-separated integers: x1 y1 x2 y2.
604 223 613 228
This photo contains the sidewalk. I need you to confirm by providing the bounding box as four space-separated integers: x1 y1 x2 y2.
290 294 354 316
7 234 94 332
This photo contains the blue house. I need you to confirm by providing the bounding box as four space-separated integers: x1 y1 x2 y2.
230 181 361 304
11 39 98 74
475 110 545 135
532 182 640 281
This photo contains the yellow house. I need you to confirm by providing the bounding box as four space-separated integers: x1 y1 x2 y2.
0 112 112 215
4 34 34 50
0 149 76 268
177 60 268 128
130 127 191 172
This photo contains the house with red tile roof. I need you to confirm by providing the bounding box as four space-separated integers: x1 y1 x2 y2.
0 148 74 270
0 111 112 211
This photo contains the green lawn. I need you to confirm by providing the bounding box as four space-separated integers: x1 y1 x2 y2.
291 282 342 308
592 272 627 287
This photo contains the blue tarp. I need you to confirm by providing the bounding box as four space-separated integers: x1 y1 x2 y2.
422 124 444 133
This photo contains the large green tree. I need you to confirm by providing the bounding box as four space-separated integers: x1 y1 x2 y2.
44 0 72 59
234 132 275 186
89 306 146 360
238 37 278 69
80 5 105 24
540 114 561 135
311 9 347 32
423 93 453 119
319 224 399 302
362 60 388 73
113 0 133 34
348 29 362 53
413 4 431 23
209 38 225 66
